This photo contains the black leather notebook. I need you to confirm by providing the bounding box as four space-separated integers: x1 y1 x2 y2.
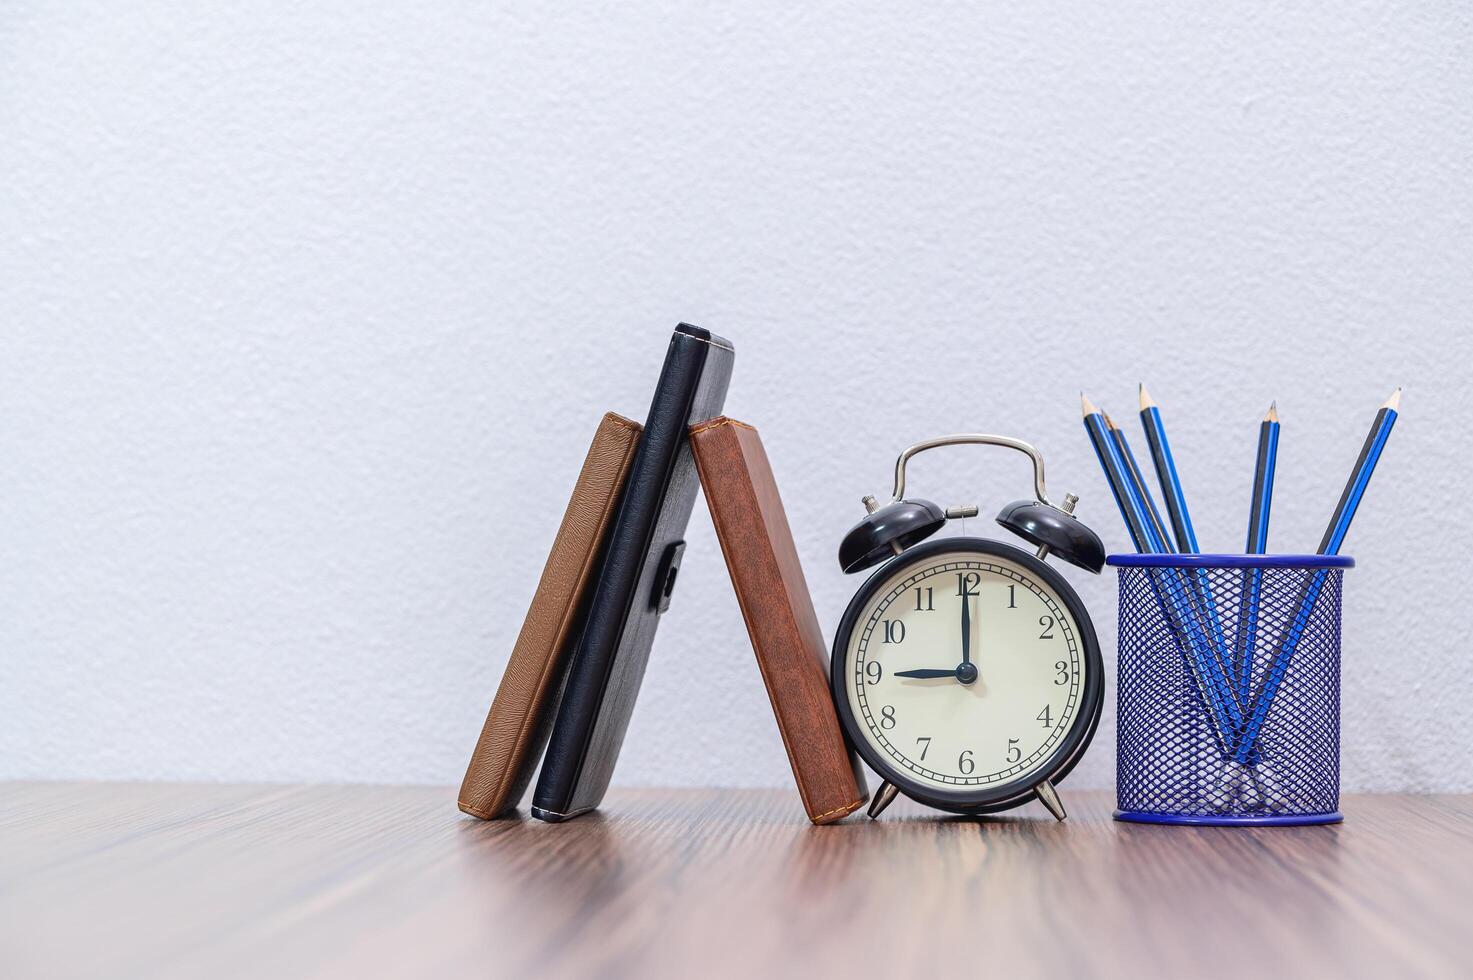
531 324 735 821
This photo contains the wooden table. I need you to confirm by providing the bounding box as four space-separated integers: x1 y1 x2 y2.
1 783 1468 979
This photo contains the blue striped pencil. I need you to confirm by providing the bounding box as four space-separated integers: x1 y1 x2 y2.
1125 386 1243 716
1084 395 1238 742
1083 395 1155 552
1236 403 1279 702
1237 389 1400 760
1107 414 1175 553
1138 384 1198 553
1134 388 1239 715
1246 403 1281 554
1317 389 1400 554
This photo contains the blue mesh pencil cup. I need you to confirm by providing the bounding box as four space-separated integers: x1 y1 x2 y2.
1111 554 1352 826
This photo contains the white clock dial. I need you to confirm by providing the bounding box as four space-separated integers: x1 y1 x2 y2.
843 550 1085 794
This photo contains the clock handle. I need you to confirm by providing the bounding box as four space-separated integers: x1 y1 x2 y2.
890 433 1056 508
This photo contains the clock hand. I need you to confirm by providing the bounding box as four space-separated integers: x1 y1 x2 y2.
951 583 978 684
960 589 972 666
893 668 957 679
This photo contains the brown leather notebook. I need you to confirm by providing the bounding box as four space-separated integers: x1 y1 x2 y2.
690 417 868 824
458 412 641 819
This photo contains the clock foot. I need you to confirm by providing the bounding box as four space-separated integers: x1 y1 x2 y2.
1035 779 1067 822
867 781 900 820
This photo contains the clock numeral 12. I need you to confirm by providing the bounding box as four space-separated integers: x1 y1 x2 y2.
1007 584 1017 608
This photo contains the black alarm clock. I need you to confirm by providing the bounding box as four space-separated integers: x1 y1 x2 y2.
831 434 1106 821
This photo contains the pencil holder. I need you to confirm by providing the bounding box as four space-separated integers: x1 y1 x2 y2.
1110 554 1352 826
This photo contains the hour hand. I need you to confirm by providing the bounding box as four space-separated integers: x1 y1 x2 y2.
893 668 956 679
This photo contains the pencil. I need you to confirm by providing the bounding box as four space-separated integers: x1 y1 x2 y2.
1318 388 1401 554
1246 402 1280 555
1237 388 1401 760
1138 384 1199 553
1236 402 1280 703
1083 394 1238 741
1082 395 1153 551
1107 414 1175 554
1137 385 1242 715
1114 404 1244 720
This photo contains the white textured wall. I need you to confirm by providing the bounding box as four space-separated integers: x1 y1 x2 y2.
2 3 1469 792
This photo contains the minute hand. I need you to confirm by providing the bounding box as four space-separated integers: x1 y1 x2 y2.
961 589 972 666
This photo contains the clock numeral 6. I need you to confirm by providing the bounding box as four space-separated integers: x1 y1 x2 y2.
958 750 975 775
1006 738 1021 764
880 705 896 729
882 619 906 644
864 661 883 684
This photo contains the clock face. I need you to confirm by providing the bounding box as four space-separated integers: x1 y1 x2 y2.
839 541 1090 800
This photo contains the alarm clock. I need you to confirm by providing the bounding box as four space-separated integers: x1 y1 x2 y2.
831 434 1106 821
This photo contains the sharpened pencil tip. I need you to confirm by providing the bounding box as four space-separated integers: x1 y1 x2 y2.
1265 401 1279 423
1384 387 1402 411
1081 392 1100 417
1138 383 1156 411
1104 412 1119 430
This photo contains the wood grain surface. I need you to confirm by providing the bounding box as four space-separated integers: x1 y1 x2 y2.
1 783 1468 979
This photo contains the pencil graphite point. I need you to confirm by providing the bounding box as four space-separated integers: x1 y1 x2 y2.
1139 383 1157 411
1081 392 1100 417
1104 412 1119 431
1384 387 1402 412
1265 401 1279 423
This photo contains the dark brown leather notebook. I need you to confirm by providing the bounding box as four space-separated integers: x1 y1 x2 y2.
458 412 641 819
690 417 868 824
